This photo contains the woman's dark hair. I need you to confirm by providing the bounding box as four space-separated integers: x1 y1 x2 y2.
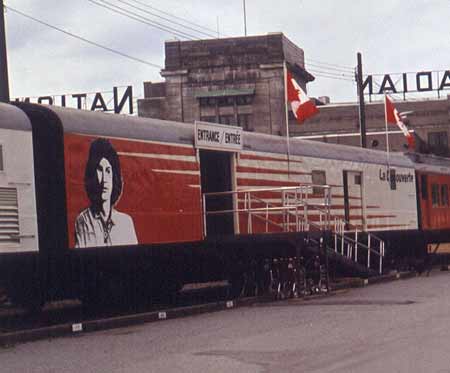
84 138 122 208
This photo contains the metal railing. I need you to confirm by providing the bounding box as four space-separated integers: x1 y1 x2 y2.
202 184 385 274
333 218 385 274
202 185 332 234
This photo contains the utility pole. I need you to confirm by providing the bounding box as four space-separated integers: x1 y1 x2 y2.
356 52 366 148
0 0 10 103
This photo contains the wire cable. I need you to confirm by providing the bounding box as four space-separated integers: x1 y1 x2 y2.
305 57 355 72
88 0 198 40
6 6 359 89
310 72 356 82
113 0 217 39
125 0 223 36
306 62 355 75
308 69 355 82
82 2 359 75
5 5 163 69
308 68 354 80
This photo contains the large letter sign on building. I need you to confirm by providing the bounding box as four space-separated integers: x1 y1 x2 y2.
363 70 450 98
14 86 134 115
195 121 243 152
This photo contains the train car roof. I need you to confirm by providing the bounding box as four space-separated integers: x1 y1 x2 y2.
0 103 32 131
45 105 196 147
406 153 450 175
35 104 414 168
245 131 414 168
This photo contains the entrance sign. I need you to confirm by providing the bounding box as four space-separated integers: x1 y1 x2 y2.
195 121 243 152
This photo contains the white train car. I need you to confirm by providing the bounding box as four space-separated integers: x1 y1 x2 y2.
0 104 39 254
229 132 418 236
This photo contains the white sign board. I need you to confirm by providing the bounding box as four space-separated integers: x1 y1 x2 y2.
194 121 243 152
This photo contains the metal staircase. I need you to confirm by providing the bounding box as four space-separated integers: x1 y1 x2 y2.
202 185 386 276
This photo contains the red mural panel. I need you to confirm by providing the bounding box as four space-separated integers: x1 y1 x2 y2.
64 133 202 248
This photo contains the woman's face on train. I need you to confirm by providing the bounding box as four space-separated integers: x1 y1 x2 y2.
96 157 113 202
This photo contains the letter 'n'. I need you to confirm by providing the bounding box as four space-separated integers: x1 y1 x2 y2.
114 86 133 114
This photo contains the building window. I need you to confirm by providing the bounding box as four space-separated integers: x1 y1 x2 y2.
217 97 235 107
428 131 448 156
431 183 440 207
219 115 236 125
441 185 449 206
199 97 217 107
200 116 217 123
238 114 251 131
312 170 326 196
236 95 253 106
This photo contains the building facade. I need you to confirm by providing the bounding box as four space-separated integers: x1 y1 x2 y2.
291 96 450 156
138 34 450 157
138 33 314 135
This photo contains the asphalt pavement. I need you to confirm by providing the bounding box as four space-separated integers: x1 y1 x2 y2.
2 271 450 373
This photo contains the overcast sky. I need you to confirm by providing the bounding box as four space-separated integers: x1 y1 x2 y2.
3 0 450 108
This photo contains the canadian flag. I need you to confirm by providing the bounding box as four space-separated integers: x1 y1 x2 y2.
385 95 415 149
286 70 318 124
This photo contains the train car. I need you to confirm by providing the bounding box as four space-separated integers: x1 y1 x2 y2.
232 132 423 269
0 102 207 307
0 104 40 306
0 102 432 307
411 153 450 255
236 134 417 234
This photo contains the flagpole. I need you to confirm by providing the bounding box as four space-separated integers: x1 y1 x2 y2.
243 0 247 36
384 94 391 169
283 61 291 177
0 0 10 103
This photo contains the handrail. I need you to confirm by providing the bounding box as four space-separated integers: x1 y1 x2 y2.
202 184 385 274
205 185 326 196
340 218 385 249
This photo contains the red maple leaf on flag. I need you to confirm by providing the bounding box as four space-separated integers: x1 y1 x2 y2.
286 71 318 124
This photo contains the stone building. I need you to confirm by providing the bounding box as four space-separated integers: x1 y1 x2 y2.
138 33 314 135
138 33 450 157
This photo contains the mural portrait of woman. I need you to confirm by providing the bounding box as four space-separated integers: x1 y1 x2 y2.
75 138 138 248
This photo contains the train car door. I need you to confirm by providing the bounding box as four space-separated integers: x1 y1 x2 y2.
343 170 364 230
418 173 430 229
200 150 234 237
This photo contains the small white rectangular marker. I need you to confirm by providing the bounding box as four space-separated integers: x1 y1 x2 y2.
158 312 167 320
72 323 83 332
226 301 234 308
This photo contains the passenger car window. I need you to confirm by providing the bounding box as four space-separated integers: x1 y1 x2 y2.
441 185 449 206
312 170 326 196
431 184 440 207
